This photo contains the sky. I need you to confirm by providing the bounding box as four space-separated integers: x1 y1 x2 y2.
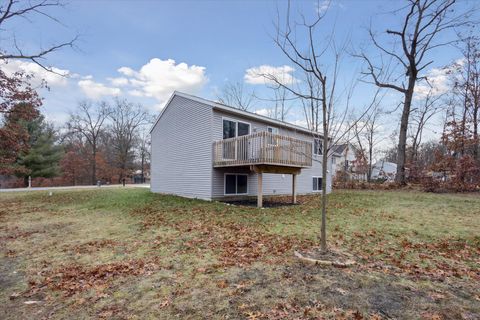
2 0 478 151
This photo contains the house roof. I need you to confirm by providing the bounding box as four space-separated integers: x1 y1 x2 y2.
150 91 324 138
332 144 348 155
332 143 358 156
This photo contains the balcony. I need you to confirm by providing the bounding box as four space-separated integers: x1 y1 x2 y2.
213 131 312 168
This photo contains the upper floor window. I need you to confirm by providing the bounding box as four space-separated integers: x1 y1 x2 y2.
223 118 250 139
267 127 279 134
314 138 323 155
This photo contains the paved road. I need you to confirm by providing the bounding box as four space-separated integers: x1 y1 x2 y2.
0 184 150 193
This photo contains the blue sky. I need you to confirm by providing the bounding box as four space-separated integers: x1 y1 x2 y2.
3 0 477 142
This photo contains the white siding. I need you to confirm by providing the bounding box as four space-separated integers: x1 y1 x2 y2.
211 109 332 199
150 96 213 200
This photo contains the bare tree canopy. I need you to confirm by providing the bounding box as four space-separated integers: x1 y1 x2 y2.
358 0 473 185
109 99 152 183
0 0 77 71
67 101 110 185
217 82 255 111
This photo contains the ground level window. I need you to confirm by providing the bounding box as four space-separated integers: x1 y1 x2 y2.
313 177 322 191
225 174 248 195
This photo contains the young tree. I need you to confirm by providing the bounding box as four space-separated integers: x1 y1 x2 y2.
358 0 471 184
408 90 443 164
353 103 384 182
259 3 372 252
67 101 110 185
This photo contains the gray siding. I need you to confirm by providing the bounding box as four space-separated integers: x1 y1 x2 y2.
211 109 332 199
150 96 213 200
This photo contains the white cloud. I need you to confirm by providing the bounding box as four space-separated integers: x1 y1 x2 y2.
255 108 272 117
316 0 331 14
415 62 461 99
244 65 298 86
78 79 121 99
108 77 129 86
116 58 208 107
292 119 308 128
0 59 70 87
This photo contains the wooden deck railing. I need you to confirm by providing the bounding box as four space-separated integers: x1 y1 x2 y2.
213 131 312 168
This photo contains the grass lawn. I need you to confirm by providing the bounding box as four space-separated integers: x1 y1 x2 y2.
0 188 479 319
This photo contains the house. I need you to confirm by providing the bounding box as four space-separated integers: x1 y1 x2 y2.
331 143 367 181
371 160 397 181
150 91 332 207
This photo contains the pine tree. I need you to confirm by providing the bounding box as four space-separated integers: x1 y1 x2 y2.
18 126 63 182
10 105 63 185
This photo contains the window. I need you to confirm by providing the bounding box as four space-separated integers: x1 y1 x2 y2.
238 122 250 136
332 157 337 164
267 127 279 145
267 127 279 134
223 118 250 139
313 177 322 191
223 119 236 139
225 174 248 195
314 138 323 155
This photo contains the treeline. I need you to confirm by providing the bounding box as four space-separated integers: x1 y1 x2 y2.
0 69 152 188
337 30 480 192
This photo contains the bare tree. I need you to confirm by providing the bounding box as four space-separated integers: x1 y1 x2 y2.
409 90 443 162
454 31 480 160
217 82 255 111
358 0 471 184
353 102 384 182
109 99 151 183
0 0 77 71
67 101 110 185
259 3 374 253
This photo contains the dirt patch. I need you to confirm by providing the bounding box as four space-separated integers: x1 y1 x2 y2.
218 262 478 319
225 195 314 208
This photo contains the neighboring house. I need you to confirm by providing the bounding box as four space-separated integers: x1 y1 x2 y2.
331 143 367 181
150 91 332 207
371 160 397 181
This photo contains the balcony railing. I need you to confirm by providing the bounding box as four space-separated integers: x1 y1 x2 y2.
213 131 312 168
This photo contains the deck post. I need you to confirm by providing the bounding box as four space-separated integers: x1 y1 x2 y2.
257 172 263 208
292 173 297 204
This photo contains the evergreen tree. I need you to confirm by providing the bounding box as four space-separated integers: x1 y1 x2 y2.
18 125 63 183
7 104 63 185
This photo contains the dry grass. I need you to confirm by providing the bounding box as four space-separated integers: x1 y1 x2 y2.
0 188 479 319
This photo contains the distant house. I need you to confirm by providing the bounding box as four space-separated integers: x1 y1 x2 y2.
371 160 397 181
150 91 333 207
332 143 367 181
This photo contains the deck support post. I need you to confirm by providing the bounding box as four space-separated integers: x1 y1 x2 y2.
257 172 263 208
292 173 297 204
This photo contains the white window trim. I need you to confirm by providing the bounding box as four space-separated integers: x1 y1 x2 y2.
267 126 279 146
224 173 249 196
312 176 323 192
221 117 251 161
267 126 279 134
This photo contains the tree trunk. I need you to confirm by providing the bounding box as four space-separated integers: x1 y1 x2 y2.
473 105 479 161
92 142 97 185
320 84 328 253
396 78 415 185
